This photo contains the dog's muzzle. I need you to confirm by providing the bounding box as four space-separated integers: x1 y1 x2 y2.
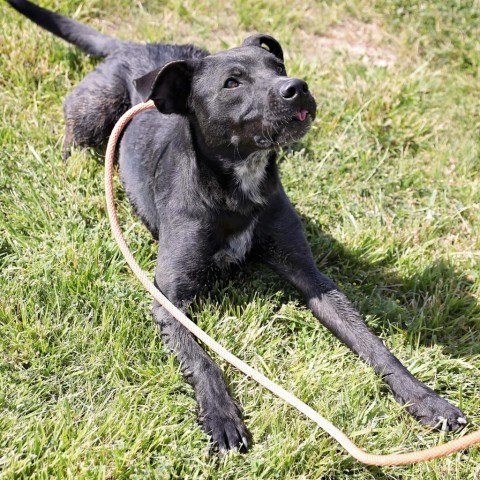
278 78 316 122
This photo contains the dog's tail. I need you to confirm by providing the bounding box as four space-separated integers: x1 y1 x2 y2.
6 0 124 57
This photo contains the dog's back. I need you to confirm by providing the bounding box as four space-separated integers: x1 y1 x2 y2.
7 0 208 155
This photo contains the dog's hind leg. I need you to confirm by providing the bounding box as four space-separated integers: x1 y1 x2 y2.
62 60 130 159
151 223 250 452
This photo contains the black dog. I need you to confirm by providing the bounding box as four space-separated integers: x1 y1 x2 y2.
8 0 467 453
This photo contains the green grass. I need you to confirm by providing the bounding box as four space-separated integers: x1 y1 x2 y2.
1 0 479 478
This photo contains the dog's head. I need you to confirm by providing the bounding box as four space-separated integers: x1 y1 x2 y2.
134 34 316 155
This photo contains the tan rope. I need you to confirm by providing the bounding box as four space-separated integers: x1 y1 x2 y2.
104 100 480 466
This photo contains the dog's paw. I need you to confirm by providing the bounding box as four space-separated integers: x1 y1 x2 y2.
200 401 250 453
405 390 467 431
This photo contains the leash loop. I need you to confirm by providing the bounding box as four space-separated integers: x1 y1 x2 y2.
104 100 480 466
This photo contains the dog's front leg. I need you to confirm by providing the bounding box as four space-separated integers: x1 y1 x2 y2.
151 226 249 452
254 191 466 430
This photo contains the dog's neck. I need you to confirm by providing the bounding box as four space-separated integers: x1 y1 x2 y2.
185 117 279 208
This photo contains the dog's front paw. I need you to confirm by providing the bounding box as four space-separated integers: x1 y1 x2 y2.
199 399 250 453
405 390 467 431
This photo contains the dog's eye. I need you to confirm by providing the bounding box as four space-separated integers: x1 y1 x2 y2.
276 65 286 75
224 78 240 89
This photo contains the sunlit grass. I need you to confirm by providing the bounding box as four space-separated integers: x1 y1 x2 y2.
1 1 479 478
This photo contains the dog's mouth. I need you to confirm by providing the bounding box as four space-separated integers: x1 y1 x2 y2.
252 107 315 149
292 110 310 122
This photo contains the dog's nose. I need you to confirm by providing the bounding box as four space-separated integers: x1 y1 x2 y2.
279 78 309 99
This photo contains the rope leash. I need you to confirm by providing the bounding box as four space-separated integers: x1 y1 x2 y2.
104 100 480 466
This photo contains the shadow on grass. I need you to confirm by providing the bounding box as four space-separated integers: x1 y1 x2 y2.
297 214 479 359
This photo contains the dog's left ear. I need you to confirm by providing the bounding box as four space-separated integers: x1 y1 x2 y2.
133 60 196 114
242 34 284 62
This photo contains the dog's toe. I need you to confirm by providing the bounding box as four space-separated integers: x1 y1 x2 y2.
201 405 250 453
405 390 467 432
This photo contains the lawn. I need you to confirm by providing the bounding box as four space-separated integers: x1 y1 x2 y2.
1 0 479 478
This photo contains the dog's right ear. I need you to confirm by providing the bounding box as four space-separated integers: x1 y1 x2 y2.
242 34 284 61
133 60 196 115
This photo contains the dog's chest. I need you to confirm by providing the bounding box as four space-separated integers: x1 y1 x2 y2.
233 151 270 205
213 220 257 267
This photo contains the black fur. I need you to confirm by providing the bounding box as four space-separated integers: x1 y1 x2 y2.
7 0 467 453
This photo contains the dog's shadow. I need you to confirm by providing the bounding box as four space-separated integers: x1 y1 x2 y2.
212 214 479 359
300 214 479 358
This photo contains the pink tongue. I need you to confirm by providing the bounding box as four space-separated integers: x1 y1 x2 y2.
295 110 308 121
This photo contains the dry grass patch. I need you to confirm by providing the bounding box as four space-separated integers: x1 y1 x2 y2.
87 2 402 67
299 18 400 67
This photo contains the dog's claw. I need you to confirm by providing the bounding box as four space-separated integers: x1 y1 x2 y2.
404 390 467 432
